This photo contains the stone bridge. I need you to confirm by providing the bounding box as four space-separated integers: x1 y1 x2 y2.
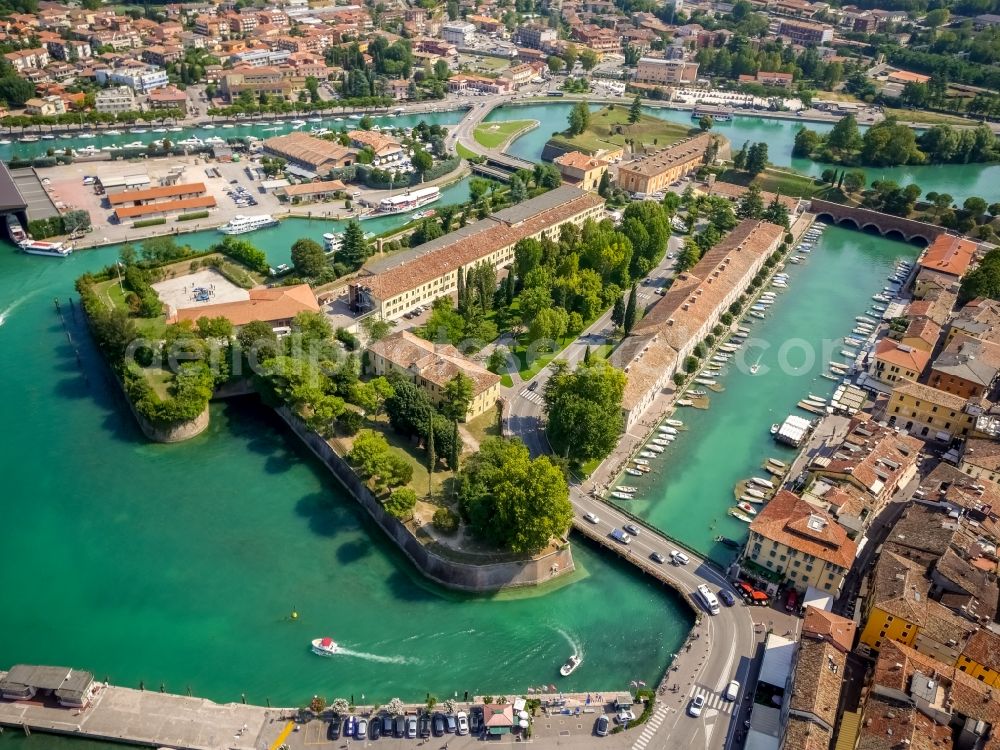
810 199 945 245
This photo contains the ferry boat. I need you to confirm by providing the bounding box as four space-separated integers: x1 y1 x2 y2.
560 654 582 676
20 239 72 257
219 214 279 235
362 187 440 219
323 232 342 253
692 105 733 122
311 637 340 656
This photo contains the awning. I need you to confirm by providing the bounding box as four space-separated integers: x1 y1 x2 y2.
488 727 511 735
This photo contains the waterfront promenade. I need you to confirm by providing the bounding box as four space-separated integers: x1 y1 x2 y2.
0 676 289 750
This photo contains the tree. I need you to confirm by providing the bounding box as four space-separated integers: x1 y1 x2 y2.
792 127 820 157
385 377 432 437
843 170 866 193
732 141 749 170
611 294 626 328
544 361 625 464
348 376 394 416
623 284 638 334
456 437 572 554
547 55 565 73
567 101 590 136
745 142 768 176
385 488 417 520
860 119 922 167
290 238 328 278
964 196 988 217
442 373 474 422
960 248 1000 304
338 220 369 269
580 48 598 71
411 149 433 176
628 95 642 125
698 114 713 131
736 183 764 219
763 196 790 229
509 175 527 203
196 316 234 339
827 114 862 154
237 320 279 362
529 306 569 343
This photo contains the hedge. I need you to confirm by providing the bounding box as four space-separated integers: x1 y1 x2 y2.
133 218 167 228
177 211 210 222
27 216 64 239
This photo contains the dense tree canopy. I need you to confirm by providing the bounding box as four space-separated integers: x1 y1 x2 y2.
544 361 626 464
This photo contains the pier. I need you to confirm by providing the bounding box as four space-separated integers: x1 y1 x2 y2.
0 673 290 750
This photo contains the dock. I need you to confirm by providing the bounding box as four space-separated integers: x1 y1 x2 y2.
0 674 289 750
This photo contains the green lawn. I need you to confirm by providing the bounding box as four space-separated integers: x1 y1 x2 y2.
884 107 979 127
715 167 844 200
464 409 501 446
93 278 168 339
361 419 454 499
144 366 174 399
456 142 479 160
546 106 692 156
474 119 536 149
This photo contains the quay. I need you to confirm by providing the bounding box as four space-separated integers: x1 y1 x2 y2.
0 670 290 750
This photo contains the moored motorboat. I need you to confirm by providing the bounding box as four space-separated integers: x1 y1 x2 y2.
659 425 678 435
311 637 340 656
740 494 765 505
677 399 694 406
625 467 643 476
618 486 638 494
767 457 787 468
750 477 775 489
744 487 767 500
737 502 758 515
639 451 657 459
729 509 753 523
666 419 683 427
715 535 741 548
610 491 635 500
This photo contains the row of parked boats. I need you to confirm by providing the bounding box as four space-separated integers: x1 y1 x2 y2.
609 419 685 500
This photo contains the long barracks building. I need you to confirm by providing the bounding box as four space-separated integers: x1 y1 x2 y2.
349 186 605 320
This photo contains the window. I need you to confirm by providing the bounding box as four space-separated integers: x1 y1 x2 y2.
769 549 776 558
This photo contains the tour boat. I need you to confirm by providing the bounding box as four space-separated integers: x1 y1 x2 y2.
560 654 582 676
219 214 279 235
323 233 342 252
618 486 638 494
737 502 758 515
311 637 340 656
610 491 635 500
19 239 72 257
625 468 643 476
362 187 440 219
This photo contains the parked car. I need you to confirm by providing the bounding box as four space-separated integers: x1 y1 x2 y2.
688 694 705 717
370 717 381 740
432 713 446 737
344 716 357 737
670 550 690 565
356 718 369 739
470 706 483 734
595 715 610 737
328 718 341 740
419 712 432 738
445 714 457 733
380 713 393 735
406 715 418 738
394 715 406 738
456 711 469 735
785 588 798 612
724 680 740 701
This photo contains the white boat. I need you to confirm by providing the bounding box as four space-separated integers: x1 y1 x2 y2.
79 132 96 139
178 137 204 147
311 637 340 656
130 128 147 134
737 502 758 515
750 311 766 319
652 438 672 446
308 116 323 123
767 457 787 468
741 494 765 505
729 509 753 523
205 136 225 145
750 477 774 489
610 491 635 500
646 444 665 454
560 654 582 676
807 394 827 404
169 127 183 132
222 123 235 129
19 239 72 257
618 486 638 493
659 426 678 435
203 124 216 130
666 419 683 427
695 378 717 386
40 134 56 140
634 458 650 466
106 129 122 136
639 451 657 459
677 399 694 407
770 423 779 435
152 128 167 133
262 126 283 132
362 186 440 218
219 214 279 235
625 467 643 476
745 488 767 500
323 232 342 252
0 139 10 145
291 119 306 127
845 337 863 346
841 349 856 358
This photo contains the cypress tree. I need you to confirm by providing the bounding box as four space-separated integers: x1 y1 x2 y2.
450 420 459 472
624 284 638 334
456 266 465 311
611 295 626 328
426 413 435 496
583 345 592 365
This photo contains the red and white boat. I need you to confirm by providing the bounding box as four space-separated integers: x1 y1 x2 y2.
311 637 340 656
20 240 72 257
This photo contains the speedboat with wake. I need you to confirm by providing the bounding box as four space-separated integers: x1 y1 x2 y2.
560 654 582 676
311 637 340 656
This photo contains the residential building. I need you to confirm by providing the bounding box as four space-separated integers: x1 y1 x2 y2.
777 19 833 44
914 234 977 299
634 57 700 86
800 606 856 653
95 65 169 93
349 186 605 321
887 380 977 441
867 339 930 386
744 489 857 595
219 65 291 101
231 48 291 67
611 220 784 429
24 95 65 115
172 285 318 328
959 437 1000 483
947 298 1000 346
571 24 620 52
441 22 475 46
147 85 188 113
928 334 1000 399
46 39 91 61
553 151 608 191
781 637 846 750
367 331 501 421
616 133 718 195
516 23 557 49
506 63 535 89
467 14 504 32
754 71 794 87
890 315 940 353
94 86 135 114
262 132 356 175
3 47 49 71
348 130 404 165
955 629 1000 687
141 44 183 66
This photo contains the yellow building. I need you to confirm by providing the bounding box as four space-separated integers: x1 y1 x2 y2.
616 133 717 196
955 629 1000 688
744 489 856 595
553 151 608 191
887 379 976 441
366 331 500 421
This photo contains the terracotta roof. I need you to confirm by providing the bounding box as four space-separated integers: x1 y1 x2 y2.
918 234 977 278
554 150 608 171
961 437 1000 473
888 69 931 84
348 129 402 154
108 182 206 205
802 606 856 652
609 332 678 412
174 284 318 326
263 131 356 171
617 132 715 179
873 338 930 373
856 695 949 750
789 638 845 729
357 188 604 302
114 195 216 220
783 719 832 750
704 180 800 211
279 179 347 196
367 330 500 395
891 379 969 412
902 315 941 348
813 413 922 497
749 489 857 569
961 628 1000 673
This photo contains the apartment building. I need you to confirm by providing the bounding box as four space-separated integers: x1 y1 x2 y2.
95 86 136 114
867 339 930 386
141 44 183 66
3 47 49 71
95 65 169 93
367 331 501 421
777 19 834 44
220 65 292 101
958 437 1000 483
887 380 977 441
441 22 475 46
349 186 605 321
506 63 535 88
914 234 977 299
553 151 608 191
634 57 699 86
24 95 66 115
928 334 1000 399
616 133 717 195
516 23 557 49
46 39 91 61
231 48 291 67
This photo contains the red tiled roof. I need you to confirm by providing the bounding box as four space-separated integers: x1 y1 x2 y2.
918 234 977 278
749 489 857 569
174 284 318 327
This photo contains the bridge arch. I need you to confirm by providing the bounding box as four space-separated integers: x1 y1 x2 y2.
837 217 860 231
860 222 885 236
884 228 907 243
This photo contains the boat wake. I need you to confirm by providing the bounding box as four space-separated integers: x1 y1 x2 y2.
336 647 420 665
555 627 583 659
0 292 37 327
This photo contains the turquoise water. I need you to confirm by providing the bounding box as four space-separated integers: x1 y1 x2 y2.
2 110 465 162
486 102 999 202
606 225 919 564
0 241 690 707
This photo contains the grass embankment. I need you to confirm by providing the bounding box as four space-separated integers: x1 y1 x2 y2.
473 119 536 150
546 106 692 156
456 142 479 160
715 167 846 201
883 107 980 127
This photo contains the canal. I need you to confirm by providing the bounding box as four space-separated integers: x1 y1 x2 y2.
605 225 920 564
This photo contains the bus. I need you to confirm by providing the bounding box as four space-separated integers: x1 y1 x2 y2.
696 584 720 615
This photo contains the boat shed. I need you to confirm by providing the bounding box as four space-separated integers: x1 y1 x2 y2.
0 664 94 708
776 414 812 447
0 161 29 242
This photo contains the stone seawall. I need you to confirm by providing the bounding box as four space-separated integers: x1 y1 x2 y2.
275 406 575 592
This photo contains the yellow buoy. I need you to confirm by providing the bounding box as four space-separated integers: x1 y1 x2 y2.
290 608 299 621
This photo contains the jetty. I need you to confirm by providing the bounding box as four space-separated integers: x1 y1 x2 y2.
0 669 289 750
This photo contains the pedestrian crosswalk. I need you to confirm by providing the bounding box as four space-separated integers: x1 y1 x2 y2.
630 704 669 750
519 387 545 405
687 685 736 715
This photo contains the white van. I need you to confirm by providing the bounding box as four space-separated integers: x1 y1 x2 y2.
696 584 720 615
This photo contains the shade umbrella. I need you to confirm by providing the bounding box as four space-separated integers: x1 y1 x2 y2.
518 720 530 728
518 711 530 720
